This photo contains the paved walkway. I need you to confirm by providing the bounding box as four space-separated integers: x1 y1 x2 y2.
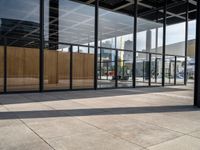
0 85 200 150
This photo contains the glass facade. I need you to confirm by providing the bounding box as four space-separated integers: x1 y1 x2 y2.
0 0 40 92
0 0 195 93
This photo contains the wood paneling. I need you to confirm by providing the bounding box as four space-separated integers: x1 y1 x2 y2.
44 50 70 90
72 53 94 88
7 46 39 91
0 46 94 91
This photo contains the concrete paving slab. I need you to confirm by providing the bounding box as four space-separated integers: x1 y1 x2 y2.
147 135 200 150
47 130 143 150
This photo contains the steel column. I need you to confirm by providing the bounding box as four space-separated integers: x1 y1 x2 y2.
149 53 151 86
3 38 7 93
115 50 118 88
133 0 137 88
184 0 189 85
94 0 99 90
174 56 177 85
162 0 167 87
194 0 200 107
70 45 73 89
39 0 44 92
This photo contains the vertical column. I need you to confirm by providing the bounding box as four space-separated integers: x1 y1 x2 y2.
4 37 7 93
133 0 137 88
149 53 151 86
194 0 200 107
184 0 189 85
70 45 73 89
146 29 152 86
162 0 167 87
39 0 44 92
174 56 177 85
94 0 99 90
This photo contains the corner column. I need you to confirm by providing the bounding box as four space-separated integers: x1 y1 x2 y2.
194 0 200 107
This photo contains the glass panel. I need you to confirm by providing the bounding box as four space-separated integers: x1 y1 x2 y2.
136 52 149 86
98 49 116 88
44 43 70 90
187 20 196 84
166 2 186 56
118 50 133 87
44 0 94 45
165 56 175 85
151 54 162 86
176 57 185 84
72 46 94 89
1 0 40 91
137 2 163 54
99 8 134 50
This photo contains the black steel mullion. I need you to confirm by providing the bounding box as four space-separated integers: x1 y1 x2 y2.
162 0 167 87
174 56 177 85
39 0 44 92
194 0 200 107
155 58 158 84
169 60 171 84
184 0 189 85
94 0 99 90
143 61 145 83
115 50 118 88
70 45 73 89
149 53 151 86
3 38 7 93
133 0 137 88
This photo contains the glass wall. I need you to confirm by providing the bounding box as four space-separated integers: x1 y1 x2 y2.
0 0 192 93
98 49 116 88
98 4 134 88
151 54 162 86
72 45 94 89
44 0 94 90
44 43 70 90
187 20 196 83
165 56 175 85
176 57 185 84
136 2 164 87
118 50 133 87
165 1 187 85
0 0 40 91
136 52 149 86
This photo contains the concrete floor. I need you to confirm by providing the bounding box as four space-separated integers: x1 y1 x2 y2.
0 84 200 150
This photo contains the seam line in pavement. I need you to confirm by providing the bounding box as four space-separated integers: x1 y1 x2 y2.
1 104 56 150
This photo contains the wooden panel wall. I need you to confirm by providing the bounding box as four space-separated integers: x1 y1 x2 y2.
73 53 94 88
0 46 94 91
44 50 70 89
7 46 39 91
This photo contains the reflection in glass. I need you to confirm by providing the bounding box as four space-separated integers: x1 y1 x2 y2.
118 51 133 87
99 8 134 50
0 0 40 91
151 54 162 86
136 52 149 86
176 57 185 84
165 56 175 85
98 49 116 88
44 0 94 45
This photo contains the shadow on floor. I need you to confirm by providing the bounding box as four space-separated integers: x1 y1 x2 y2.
0 87 191 105
0 105 198 120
